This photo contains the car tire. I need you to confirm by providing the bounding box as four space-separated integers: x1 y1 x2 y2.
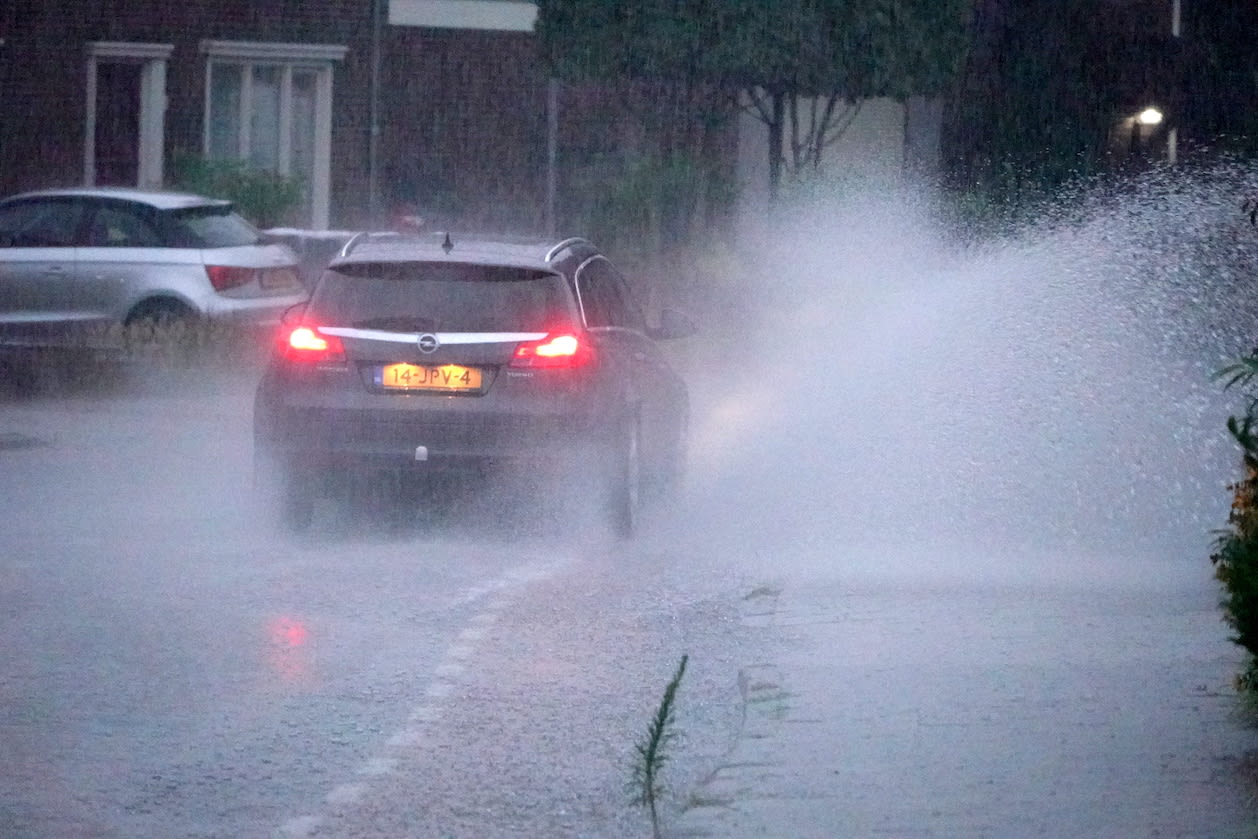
124 300 196 359
281 479 315 533
655 407 688 499
255 450 315 534
607 415 642 538
0 350 39 396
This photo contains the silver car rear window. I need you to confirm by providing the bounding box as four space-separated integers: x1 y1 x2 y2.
310 262 574 333
164 205 260 248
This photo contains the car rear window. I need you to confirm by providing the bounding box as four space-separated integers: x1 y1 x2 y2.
309 262 574 333
162 204 261 248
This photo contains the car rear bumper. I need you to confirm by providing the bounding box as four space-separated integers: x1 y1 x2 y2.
256 405 609 474
201 290 307 327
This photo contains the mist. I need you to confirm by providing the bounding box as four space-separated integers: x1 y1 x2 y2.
660 163 1258 589
8 161 1258 839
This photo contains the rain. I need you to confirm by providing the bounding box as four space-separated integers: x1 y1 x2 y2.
4 1 1258 837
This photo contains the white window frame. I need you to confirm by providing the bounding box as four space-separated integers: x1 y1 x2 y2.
85 42 173 190
200 40 347 229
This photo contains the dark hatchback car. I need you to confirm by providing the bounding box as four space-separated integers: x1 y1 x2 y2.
253 232 694 536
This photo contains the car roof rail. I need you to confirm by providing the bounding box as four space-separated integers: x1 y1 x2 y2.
544 236 592 262
338 230 411 259
338 231 591 262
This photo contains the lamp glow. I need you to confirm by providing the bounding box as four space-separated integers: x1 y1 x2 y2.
1137 107 1164 126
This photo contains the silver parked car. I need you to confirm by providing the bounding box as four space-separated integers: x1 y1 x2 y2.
0 187 306 347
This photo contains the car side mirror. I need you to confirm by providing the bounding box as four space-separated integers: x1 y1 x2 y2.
649 307 697 340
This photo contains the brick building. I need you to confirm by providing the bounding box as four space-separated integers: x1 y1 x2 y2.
0 0 711 235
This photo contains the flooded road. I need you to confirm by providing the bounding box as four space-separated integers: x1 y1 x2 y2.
0 372 749 838
2 369 1255 838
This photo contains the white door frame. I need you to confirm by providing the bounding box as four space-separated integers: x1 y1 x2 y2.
84 42 172 189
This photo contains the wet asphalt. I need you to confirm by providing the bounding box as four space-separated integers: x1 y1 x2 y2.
2 366 1257 838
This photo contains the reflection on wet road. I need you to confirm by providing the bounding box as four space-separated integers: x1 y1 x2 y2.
0 378 595 838
3 368 1258 838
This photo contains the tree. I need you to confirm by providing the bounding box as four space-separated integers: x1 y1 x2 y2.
536 0 737 254
536 0 969 202
713 1 968 196
1210 206 1258 692
942 0 1199 211
1180 0 1258 158
943 0 1112 208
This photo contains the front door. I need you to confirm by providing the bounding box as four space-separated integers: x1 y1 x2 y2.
94 62 142 187
85 43 171 190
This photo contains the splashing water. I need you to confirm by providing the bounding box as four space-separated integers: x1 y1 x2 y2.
679 162 1258 582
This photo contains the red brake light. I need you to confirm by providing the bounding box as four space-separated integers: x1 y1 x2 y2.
510 332 593 369
206 265 255 292
283 325 345 362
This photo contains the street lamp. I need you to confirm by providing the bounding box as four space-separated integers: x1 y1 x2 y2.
1168 0 1180 164
1129 106 1166 160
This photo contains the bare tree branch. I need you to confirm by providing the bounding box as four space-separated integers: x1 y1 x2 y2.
812 95 840 169
742 86 773 125
789 94 804 172
821 99 864 149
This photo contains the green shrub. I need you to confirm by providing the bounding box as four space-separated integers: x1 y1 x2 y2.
1212 356 1258 690
169 153 304 228
573 152 736 258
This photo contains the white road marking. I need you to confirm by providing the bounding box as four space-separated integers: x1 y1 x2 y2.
409 704 441 722
276 554 572 834
425 679 455 699
326 782 368 806
434 661 465 678
357 757 398 776
446 642 476 660
456 585 491 605
386 727 425 748
278 815 321 836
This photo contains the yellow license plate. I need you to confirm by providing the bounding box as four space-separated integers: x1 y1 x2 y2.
379 363 482 391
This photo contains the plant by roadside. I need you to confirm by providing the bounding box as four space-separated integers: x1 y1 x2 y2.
1211 201 1258 690
119 318 271 369
1212 354 1258 690
629 653 688 839
0 321 271 398
169 153 304 228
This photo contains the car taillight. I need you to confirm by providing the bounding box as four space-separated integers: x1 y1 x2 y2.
206 265 255 292
510 332 594 369
283 325 345 363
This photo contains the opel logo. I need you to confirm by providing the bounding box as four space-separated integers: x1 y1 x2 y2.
417 333 439 354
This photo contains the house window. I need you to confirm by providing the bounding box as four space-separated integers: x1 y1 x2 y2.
200 41 347 229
